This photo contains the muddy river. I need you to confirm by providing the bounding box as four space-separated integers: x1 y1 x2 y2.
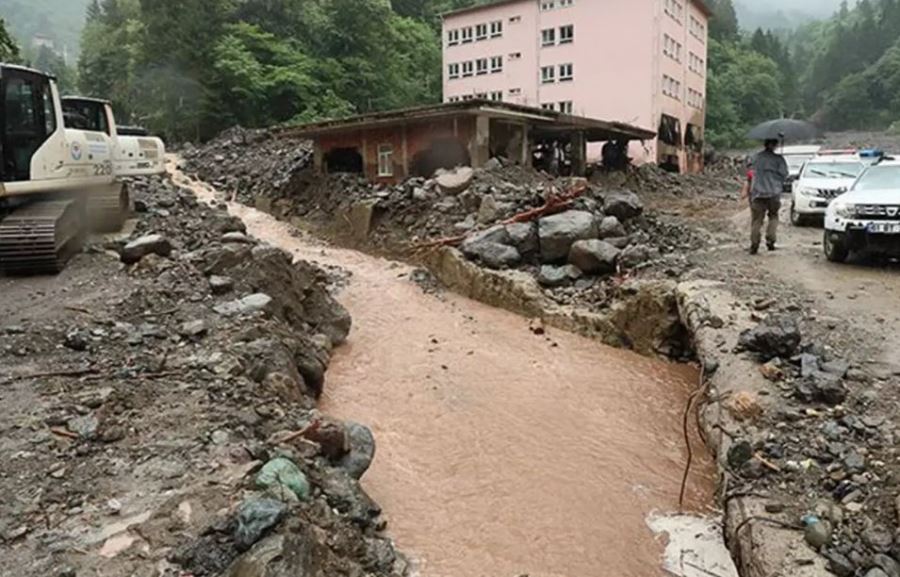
171 164 717 577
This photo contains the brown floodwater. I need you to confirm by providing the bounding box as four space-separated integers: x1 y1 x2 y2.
171 162 716 577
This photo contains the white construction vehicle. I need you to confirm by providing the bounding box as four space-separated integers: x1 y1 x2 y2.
61 95 166 178
0 64 125 274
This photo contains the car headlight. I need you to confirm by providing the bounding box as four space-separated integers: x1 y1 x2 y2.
831 202 856 218
795 186 817 197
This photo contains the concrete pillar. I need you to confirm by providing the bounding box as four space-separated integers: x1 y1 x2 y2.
571 131 587 176
402 125 409 178
470 115 491 168
313 140 324 174
520 123 531 166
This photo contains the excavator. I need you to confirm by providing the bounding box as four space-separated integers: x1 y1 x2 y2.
0 64 165 275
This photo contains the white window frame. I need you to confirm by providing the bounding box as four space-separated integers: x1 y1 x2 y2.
447 29 459 46
559 25 574 44
559 101 573 114
559 63 573 82
510 15 522 23
541 28 556 47
490 56 503 73
541 66 556 84
541 103 555 111
461 27 473 43
377 144 394 177
448 96 461 103
541 1 555 11
490 20 503 38
476 58 489 75
509 52 522 60
509 87 522 96
490 91 503 102
448 63 460 79
462 61 474 77
559 0 573 6
476 23 488 41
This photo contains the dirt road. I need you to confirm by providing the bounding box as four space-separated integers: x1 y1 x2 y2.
170 163 718 577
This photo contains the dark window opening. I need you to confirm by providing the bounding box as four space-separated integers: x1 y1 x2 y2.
411 138 470 177
325 147 363 174
685 123 703 152
3 72 54 182
658 114 682 146
62 99 109 134
532 137 574 177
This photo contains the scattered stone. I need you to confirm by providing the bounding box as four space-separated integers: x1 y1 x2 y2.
222 231 254 244
67 415 99 439
338 422 376 480
214 293 274 317
435 166 474 195
483 157 503 171
505 222 538 256
234 498 287 552
463 241 521 269
256 458 310 501
825 550 855 577
603 190 644 221
179 320 209 338
618 244 656 269
538 210 598 262
538 265 583 287
477 194 499 224
738 315 802 360
597 216 626 239
568 239 620 275
121 234 173 264
209 275 234 295
873 554 900 577
727 440 753 471
804 519 832 549
64 330 89 352
843 450 866 473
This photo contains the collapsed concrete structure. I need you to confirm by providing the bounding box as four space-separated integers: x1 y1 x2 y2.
277 100 654 183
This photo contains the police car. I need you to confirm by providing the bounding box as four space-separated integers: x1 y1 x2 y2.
824 157 900 262
790 152 866 226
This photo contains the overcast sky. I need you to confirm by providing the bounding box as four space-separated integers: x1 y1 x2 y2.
740 0 848 17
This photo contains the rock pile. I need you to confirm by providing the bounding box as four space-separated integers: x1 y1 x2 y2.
0 174 407 576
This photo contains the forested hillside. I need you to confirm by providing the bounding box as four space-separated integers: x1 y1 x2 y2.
0 0 90 57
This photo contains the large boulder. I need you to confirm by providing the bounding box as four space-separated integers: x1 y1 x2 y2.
338 422 376 480
619 244 658 269
505 222 539 257
538 210 598 262
597 216 626 239
568 239 621 275
460 226 521 269
738 315 802 360
121 234 173 264
604 190 644 221
435 166 474 195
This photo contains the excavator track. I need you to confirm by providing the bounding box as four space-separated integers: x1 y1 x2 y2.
88 182 129 232
0 199 87 275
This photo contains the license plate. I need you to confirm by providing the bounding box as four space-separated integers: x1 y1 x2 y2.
867 222 900 234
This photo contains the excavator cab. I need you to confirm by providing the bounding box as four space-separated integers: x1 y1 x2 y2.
61 97 110 134
1 65 58 182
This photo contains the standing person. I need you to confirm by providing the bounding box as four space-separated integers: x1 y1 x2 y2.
741 139 789 254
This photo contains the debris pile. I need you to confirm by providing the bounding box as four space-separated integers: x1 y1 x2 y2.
0 175 408 576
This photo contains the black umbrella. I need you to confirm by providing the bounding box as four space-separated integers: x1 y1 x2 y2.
746 119 820 142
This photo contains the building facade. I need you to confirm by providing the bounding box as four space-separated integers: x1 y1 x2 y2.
442 0 710 172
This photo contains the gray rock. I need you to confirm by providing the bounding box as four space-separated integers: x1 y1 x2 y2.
605 236 631 249
604 190 644 221
873 554 900 577
311 467 381 527
538 210 598 262
867 569 891 577
597 216 626 239
738 315 802 361
618 244 656 269
822 359 850 377
179 320 209 338
825 551 855 577
538 265 583 287
804 520 832 549
460 225 510 251
338 422 376 480
468 242 521 269
843 450 866 473
483 157 503 171
477 194 499 224
568 239 620 275
412 187 429 201
214 293 274 317
505 222 539 256
795 371 847 406
454 214 476 231
234 499 287 552
435 166 474 195
121 234 173 264
68 415 99 439
863 525 895 553
209 275 234 295
800 353 820 378
222 232 254 244
64 330 89 351
226 533 315 576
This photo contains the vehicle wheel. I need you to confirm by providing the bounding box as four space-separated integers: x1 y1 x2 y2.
790 204 807 227
824 231 849 263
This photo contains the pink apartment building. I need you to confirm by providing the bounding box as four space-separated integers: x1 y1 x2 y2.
442 0 711 173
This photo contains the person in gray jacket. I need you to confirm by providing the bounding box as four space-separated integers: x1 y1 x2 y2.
741 139 789 254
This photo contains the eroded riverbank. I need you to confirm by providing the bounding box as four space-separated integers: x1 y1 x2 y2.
172 162 718 577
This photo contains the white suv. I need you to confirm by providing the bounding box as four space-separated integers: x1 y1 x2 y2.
824 159 900 262
791 155 866 226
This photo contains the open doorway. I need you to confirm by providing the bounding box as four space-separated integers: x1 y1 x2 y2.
325 147 363 174
411 137 470 177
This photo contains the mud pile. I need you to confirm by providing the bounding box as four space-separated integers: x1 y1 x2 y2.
0 176 407 576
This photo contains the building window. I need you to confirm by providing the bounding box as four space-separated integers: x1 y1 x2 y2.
490 56 503 73
476 92 488 99
690 16 706 42
687 88 704 109
447 29 459 46
559 0 573 6
448 63 460 79
689 52 705 75
541 103 555 110
461 27 473 43
509 87 522 95
476 23 488 41
663 34 682 62
559 101 573 114
541 66 555 83
490 91 503 101
559 25 574 44
662 74 682 100
462 61 474 77
491 20 503 38
542 28 556 47
509 52 522 60
664 0 684 22
476 58 489 75
378 144 393 177
510 15 522 23
448 96 461 103
559 63 573 82
541 1 555 10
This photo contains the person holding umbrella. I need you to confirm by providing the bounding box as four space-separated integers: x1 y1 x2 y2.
742 119 819 254
741 138 789 253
